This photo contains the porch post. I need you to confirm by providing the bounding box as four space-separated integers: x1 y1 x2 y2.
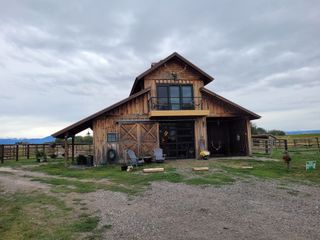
71 135 75 164
246 118 252 156
64 134 69 167
195 117 207 159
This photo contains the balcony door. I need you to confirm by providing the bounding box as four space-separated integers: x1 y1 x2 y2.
156 85 193 110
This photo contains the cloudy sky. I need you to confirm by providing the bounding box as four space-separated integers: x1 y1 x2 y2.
0 0 319 138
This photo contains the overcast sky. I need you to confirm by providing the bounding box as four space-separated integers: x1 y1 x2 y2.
0 0 319 138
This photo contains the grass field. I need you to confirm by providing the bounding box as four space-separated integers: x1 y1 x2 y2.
277 133 320 140
2 148 319 190
0 189 105 240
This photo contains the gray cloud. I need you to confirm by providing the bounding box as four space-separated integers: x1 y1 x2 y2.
0 0 319 137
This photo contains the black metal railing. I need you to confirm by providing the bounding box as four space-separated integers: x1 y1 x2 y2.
148 97 203 111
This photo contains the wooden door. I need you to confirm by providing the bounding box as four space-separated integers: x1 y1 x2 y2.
119 122 158 158
119 123 138 158
140 123 158 157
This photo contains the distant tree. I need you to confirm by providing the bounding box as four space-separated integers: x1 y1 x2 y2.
268 129 286 136
55 135 93 144
251 123 286 136
251 123 267 135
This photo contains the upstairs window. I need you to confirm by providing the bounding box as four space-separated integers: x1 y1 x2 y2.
156 85 194 110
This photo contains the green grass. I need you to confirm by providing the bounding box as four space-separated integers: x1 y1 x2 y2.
71 214 100 232
30 176 137 195
29 163 236 191
0 190 103 240
278 133 320 140
0 158 62 168
207 150 320 184
18 149 320 188
2 148 320 192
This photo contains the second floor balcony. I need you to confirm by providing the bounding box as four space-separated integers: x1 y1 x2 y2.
148 97 209 117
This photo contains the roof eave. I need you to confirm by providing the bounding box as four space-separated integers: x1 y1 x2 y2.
201 87 261 120
52 87 151 139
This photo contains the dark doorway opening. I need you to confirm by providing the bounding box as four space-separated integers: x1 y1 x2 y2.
207 118 247 156
159 121 195 159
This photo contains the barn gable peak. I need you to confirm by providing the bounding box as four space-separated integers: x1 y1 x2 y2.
130 52 214 96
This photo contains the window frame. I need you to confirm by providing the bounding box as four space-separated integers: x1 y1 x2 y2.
156 84 194 110
106 132 118 142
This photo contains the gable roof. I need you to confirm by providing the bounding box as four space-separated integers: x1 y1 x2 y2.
52 88 150 138
200 87 261 120
130 52 214 95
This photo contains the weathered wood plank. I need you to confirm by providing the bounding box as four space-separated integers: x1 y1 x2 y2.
143 168 164 173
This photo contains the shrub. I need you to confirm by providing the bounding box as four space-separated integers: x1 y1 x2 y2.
35 150 47 163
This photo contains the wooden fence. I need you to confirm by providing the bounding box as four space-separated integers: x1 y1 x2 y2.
0 143 93 163
251 137 320 155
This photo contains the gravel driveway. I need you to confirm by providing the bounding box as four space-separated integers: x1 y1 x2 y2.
87 180 320 240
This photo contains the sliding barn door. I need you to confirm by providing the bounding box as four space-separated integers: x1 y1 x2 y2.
140 123 158 156
119 122 158 158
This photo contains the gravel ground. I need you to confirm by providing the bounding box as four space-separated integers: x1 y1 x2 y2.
1 168 319 240
86 181 320 240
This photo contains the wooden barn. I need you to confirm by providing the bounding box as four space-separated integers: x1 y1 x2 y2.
52 52 260 165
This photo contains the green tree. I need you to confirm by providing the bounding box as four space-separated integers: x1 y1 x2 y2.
268 129 286 136
251 123 267 135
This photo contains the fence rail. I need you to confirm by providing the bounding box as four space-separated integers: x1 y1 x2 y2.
251 137 320 155
0 143 93 163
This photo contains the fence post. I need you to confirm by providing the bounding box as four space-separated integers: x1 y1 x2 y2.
71 136 75 164
284 139 288 152
0 145 4 164
16 144 19 161
316 137 320 152
265 140 269 154
27 144 30 159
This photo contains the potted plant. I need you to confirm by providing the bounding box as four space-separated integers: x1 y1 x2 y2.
35 150 47 163
200 150 210 160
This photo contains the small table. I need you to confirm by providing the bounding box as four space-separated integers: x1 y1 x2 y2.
143 156 153 163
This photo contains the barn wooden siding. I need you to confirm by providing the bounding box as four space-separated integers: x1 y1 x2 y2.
92 58 254 164
144 58 204 99
202 92 242 117
92 92 159 164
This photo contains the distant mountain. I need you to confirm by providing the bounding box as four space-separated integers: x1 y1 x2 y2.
285 130 320 135
0 136 55 144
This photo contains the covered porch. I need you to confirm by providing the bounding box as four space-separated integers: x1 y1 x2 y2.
52 120 94 166
207 117 251 157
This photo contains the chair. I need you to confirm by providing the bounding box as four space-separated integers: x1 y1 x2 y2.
127 149 144 167
153 148 165 163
